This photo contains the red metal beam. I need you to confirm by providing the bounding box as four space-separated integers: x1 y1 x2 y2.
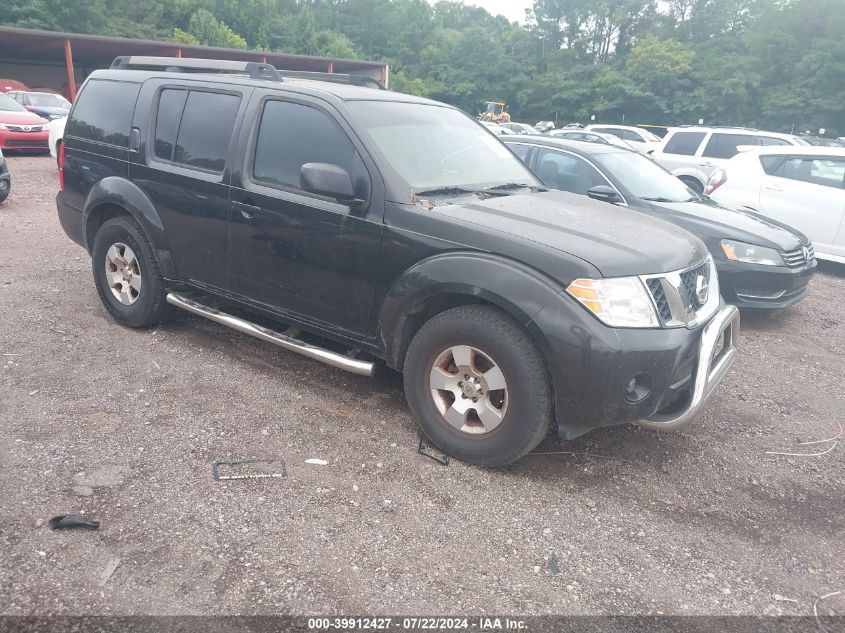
64 39 77 101
327 62 334 74
175 48 182 58
261 55 267 64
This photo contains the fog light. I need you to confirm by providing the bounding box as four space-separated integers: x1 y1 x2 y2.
624 373 652 403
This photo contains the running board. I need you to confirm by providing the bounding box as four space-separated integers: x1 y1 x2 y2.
166 292 375 377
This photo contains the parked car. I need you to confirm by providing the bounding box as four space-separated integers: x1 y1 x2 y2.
503 136 817 309
499 122 540 135
479 121 513 135
57 56 739 465
585 124 662 154
534 120 556 132
48 116 66 163
651 126 807 194
7 90 72 120
707 146 845 264
549 129 637 151
0 148 10 203
0 92 50 152
799 136 845 148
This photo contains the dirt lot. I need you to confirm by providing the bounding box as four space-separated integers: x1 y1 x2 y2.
0 155 843 617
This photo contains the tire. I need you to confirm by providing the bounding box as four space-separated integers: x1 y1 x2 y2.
55 141 62 167
403 305 552 466
680 176 704 195
91 215 172 328
0 178 9 204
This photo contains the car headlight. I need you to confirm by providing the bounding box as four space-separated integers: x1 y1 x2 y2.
720 239 783 266
567 277 660 328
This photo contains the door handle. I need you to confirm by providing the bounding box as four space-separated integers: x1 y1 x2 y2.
764 184 783 192
232 200 261 219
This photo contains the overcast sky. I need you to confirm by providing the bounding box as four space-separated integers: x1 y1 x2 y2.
435 0 533 24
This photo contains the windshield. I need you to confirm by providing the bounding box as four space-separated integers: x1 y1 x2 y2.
347 101 539 191
27 93 71 108
0 93 27 112
595 151 695 202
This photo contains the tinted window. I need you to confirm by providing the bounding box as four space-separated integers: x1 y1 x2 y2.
702 133 753 159
66 80 140 147
507 142 532 162
757 135 791 146
154 89 188 161
759 155 786 175
536 149 606 194
174 91 240 172
777 157 845 189
619 129 644 142
663 131 706 155
254 100 367 198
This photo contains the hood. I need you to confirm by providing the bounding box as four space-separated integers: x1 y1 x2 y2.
432 191 707 278
646 198 805 251
0 110 48 126
27 105 69 118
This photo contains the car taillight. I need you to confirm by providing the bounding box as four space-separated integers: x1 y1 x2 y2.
705 168 726 195
58 142 65 190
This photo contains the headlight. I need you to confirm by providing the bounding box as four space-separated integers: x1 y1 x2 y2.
567 277 660 328
720 240 783 266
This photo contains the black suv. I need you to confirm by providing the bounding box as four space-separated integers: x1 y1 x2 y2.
56 57 740 466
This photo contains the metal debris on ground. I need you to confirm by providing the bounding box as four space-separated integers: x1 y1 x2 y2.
765 422 842 457
304 458 329 466
212 458 287 481
417 433 449 466
47 514 101 530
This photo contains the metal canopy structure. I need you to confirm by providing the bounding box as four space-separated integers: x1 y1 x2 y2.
0 26 389 100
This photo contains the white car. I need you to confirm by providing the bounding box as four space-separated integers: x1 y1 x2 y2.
651 126 807 194
499 122 540 135
585 124 662 154
549 129 637 151
48 115 66 163
479 121 513 135
707 146 845 263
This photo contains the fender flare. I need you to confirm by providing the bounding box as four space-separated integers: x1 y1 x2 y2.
81 176 175 277
378 251 566 369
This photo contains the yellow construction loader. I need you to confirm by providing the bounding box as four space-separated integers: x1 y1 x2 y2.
479 101 511 124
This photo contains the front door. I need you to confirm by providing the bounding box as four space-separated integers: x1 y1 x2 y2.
228 93 383 337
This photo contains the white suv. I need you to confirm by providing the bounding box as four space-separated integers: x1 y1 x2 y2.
707 146 845 263
652 127 807 193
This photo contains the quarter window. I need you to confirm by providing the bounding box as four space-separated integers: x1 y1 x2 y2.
662 132 706 156
757 136 791 146
65 79 141 147
507 143 532 162
253 100 368 199
536 149 607 194
702 133 754 159
173 91 240 172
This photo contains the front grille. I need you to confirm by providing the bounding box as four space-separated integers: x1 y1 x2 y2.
679 262 709 311
5 140 48 148
782 244 814 268
646 279 672 322
5 125 44 133
735 284 808 302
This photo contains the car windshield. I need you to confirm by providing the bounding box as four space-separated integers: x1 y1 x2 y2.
27 93 71 108
595 151 696 202
0 93 27 112
640 129 662 142
347 101 539 191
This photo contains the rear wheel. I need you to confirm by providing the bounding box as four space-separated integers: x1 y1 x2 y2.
403 305 552 466
0 178 9 203
91 216 171 328
680 176 704 195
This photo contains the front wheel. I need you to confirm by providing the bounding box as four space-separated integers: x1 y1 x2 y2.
403 305 552 466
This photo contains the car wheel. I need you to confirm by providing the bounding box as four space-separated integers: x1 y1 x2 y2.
55 141 62 167
680 176 704 194
403 305 552 466
91 216 172 328
0 178 9 203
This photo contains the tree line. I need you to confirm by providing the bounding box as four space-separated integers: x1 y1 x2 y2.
4 0 844 135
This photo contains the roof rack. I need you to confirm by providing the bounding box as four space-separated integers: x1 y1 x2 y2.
110 56 386 90
111 56 282 81
677 124 759 131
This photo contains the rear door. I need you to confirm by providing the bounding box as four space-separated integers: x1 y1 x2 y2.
759 155 845 257
130 80 250 290
227 90 384 337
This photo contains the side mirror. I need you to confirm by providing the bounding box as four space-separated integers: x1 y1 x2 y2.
300 163 363 205
587 185 621 204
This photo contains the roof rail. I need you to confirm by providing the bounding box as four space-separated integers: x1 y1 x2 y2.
274 70 385 90
110 56 282 82
677 124 759 131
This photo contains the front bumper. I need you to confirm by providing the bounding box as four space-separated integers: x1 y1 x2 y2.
528 294 740 440
0 129 49 150
718 258 817 309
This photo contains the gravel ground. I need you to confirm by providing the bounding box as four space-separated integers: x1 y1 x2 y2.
0 155 843 617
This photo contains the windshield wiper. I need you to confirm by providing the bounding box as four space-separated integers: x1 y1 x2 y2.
413 186 478 198
641 196 682 203
483 182 548 193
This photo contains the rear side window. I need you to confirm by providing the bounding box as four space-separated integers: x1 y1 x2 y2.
619 129 644 142
66 80 140 147
759 155 786 175
154 89 188 161
702 133 753 159
253 100 367 198
173 91 240 172
757 135 791 146
663 132 706 155
778 157 845 189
